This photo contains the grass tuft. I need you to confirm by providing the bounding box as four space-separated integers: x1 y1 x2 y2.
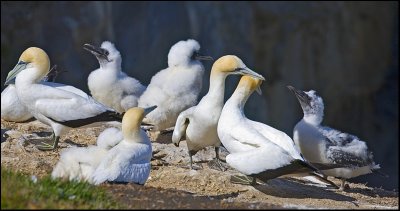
1 167 122 209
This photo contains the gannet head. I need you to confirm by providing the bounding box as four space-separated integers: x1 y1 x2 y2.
168 39 213 67
5 47 50 85
122 106 157 142
211 55 265 80
237 75 263 95
83 41 121 69
287 85 324 125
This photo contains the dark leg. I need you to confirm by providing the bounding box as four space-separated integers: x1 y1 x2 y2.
230 175 257 186
187 149 202 170
37 135 60 151
339 178 349 191
207 147 228 171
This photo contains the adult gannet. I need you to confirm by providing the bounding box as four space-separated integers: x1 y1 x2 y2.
172 55 265 170
138 39 212 131
4 47 123 150
51 127 123 183
1 65 59 122
287 85 382 190
84 41 146 113
217 76 332 184
91 106 156 185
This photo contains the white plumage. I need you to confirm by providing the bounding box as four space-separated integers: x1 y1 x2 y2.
138 39 211 131
4 47 122 150
91 106 155 185
1 85 32 122
51 127 123 183
1 65 60 122
84 41 146 113
218 76 317 182
288 86 381 190
172 55 265 170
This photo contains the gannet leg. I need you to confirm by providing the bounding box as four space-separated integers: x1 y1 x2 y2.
181 149 201 170
230 175 257 185
36 135 60 151
207 147 228 171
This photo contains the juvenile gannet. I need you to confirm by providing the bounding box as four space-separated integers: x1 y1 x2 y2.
172 55 265 170
217 76 332 184
91 106 156 185
138 39 212 131
287 85 382 190
1 65 59 122
51 127 123 183
4 47 123 150
84 41 146 113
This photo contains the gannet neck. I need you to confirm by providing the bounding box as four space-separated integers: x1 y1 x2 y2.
206 71 227 105
303 113 323 126
122 107 145 143
229 76 262 110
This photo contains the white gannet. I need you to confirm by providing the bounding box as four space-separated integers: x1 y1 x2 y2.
287 85 382 190
91 106 156 185
51 127 123 183
1 65 60 122
217 76 330 184
137 39 212 131
4 47 123 151
84 41 146 113
172 55 265 170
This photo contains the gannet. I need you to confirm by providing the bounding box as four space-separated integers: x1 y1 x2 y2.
217 76 333 185
84 41 146 113
51 127 123 183
287 85 382 190
1 65 59 122
172 55 265 170
138 39 212 131
91 106 156 185
4 47 123 150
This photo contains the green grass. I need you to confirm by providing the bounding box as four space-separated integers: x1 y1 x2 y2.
1 167 122 209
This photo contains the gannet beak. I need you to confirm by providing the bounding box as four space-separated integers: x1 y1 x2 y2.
4 61 28 85
235 67 265 81
144 105 157 116
83 43 110 62
193 52 213 61
256 86 262 95
287 85 311 107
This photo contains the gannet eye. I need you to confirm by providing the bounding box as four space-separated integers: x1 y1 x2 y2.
191 51 199 60
18 61 29 65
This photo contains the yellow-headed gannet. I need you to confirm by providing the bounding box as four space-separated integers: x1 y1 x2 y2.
84 41 146 113
4 47 123 150
218 76 329 184
1 65 59 122
91 106 156 185
138 39 212 131
287 85 382 190
172 55 265 170
51 127 123 183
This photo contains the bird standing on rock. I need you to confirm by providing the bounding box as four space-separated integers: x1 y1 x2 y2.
172 55 265 171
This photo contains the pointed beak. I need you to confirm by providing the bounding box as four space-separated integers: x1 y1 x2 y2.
4 61 28 85
83 43 110 62
235 67 265 81
256 86 262 95
193 52 213 61
144 105 157 116
287 85 311 108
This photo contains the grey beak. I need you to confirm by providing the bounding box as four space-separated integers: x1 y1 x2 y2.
5 61 28 85
193 52 213 61
235 67 265 81
144 105 157 116
287 85 311 108
83 43 110 62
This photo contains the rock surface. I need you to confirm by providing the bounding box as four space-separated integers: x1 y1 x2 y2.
1 1 398 189
1 119 398 209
